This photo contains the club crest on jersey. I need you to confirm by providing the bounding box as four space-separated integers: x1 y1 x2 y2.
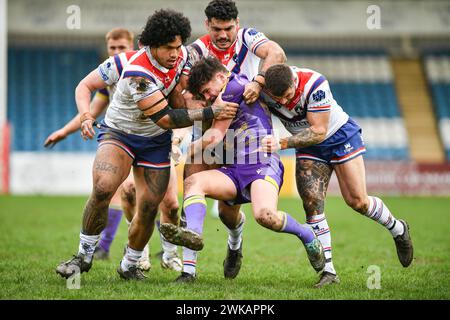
312 90 326 102
344 143 354 153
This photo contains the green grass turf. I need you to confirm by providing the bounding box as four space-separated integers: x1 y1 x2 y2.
0 195 449 300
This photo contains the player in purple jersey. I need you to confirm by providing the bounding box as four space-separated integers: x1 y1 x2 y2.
261 64 414 287
160 57 325 283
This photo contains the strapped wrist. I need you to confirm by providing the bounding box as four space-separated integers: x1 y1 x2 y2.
80 112 95 124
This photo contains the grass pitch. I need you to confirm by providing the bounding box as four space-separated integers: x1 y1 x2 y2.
0 195 449 300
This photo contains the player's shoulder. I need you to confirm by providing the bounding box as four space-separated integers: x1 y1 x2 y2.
222 73 248 104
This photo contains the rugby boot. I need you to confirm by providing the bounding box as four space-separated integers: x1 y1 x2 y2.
314 271 340 289
304 238 326 272
394 219 414 267
56 254 92 279
137 244 151 272
159 223 204 251
117 264 147 280
161 251 183 272
223 240 243 279
175 272 196 283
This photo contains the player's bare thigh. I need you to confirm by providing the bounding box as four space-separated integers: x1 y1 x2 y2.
92 143 133 194
332 155 369 213
184 169 238 201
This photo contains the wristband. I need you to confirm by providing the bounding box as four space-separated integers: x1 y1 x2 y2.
252 79 264 88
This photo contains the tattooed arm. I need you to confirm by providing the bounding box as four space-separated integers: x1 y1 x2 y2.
137 89 238 130
262 111 330 152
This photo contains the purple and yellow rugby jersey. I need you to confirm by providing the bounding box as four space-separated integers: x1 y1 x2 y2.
215 73 284 205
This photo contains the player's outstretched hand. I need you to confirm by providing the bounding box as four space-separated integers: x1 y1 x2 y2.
44 129 67 148
261 135 281 153
211 92 239 120
243 81 262 105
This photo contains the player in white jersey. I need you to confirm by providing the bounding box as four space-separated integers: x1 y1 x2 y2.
55 9 239 281
176 0 287 282
45 28 184 272
261 64 414 287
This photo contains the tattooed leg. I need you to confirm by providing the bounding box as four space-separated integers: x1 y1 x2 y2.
127 167 170 251
295 159 333 217
82 142 133 235
296 159 338 277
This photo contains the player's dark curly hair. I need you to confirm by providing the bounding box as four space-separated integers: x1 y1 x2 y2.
265 64 294 97
188 56 228 97
139 9 191 48
205 0 238 21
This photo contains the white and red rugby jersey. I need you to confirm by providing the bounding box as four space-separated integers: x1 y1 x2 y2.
261 67 349 139
99 46 190 137
96 50 137 101
189 28 269 80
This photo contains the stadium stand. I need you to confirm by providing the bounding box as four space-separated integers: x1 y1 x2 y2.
424 53 450 161
7 47 100 152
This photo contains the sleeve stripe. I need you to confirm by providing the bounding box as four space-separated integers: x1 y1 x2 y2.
123 71 156 83
309 105 330 110
308 109 330 113
251 38 268 52
191 43 203 57
114 54 123 76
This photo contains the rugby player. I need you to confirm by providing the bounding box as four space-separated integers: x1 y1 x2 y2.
180 0 287 278
160 57 325 283
55 10 238 281
44 28 183 272
260 64 414 287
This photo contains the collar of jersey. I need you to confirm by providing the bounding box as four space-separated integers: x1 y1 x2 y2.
145 46 170 73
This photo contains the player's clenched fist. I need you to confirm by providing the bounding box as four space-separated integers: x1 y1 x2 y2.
243 80 262 105
261 135 281 153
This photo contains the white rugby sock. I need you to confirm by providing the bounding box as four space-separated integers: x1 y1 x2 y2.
227 212 245 251
366 196 404 237
306 214 336 275
182 247 197 275
78 232 101 263
160 232 178 256
121 246 143 271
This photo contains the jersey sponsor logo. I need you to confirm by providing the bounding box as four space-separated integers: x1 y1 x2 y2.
281 118 309 128
256 168 263 175
99 66 109 81
312 89 326 102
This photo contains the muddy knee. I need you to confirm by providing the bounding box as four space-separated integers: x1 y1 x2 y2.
254 208 278 229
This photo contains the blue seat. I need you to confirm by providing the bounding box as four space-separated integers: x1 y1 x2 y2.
8 47 100 152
